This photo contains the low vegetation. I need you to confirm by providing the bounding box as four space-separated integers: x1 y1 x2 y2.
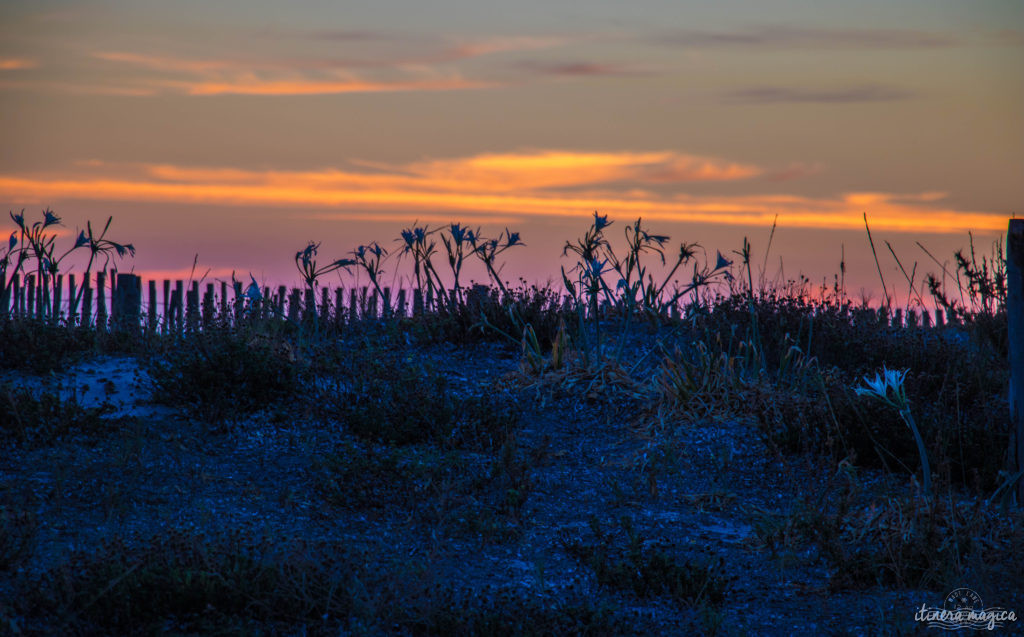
2 209 1020 633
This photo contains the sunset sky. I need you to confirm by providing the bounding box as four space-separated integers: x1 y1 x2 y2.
1 1 1021 302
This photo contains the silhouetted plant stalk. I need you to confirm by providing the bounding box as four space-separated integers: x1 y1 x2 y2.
2 210 133 323
350 242 388 309
438 223 477 310
923 232 1007 322
397 223 524 313
854 367 932 499
398 225 446 312
733 236 765 371
469 227 523 296
295 241 353 330
560 213 732 363
71 216 135 324
563 212 613 353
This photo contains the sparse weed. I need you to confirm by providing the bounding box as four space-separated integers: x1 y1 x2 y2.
145 325 305 425
0 318 97 373
815 490 1022 591
13 530 356 635
561 516 731 606
315 347 518 450
0 504 36 571
0 379 123 445
314 434 531 541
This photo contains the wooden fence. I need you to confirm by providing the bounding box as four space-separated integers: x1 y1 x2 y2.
0 267 977 334
0 271 458 332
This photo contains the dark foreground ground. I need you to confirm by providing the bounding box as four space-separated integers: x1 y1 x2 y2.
1 324 1022 636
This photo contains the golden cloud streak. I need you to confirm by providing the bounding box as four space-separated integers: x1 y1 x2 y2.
89 48 499 97
181 76 492 96
0 58 38 70
393 150 761 190
93 51 239 73
0 170 1003 235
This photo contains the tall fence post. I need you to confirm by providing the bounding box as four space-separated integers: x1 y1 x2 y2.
113 273 142 332
95 271 107 329
1006 219 1024 505
148 280 158 331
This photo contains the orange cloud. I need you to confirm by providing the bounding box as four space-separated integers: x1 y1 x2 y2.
181 76 491 96
90 49 494 96
366 150 761 191
93 51 239 73
0 152 1006 235
0 58 38 70
447 35 571 58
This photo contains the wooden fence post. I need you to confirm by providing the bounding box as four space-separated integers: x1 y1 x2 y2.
96 271 107 329
40 274 50 320
11 274 20 318
186 282 199 332
334 288 345 326
174 281 184 330
52 274 63 321
113 273 142 331
148 280 157 331
303 287 316 322
233 280 243 324
202 283 215 326
413 288 423 316
396 289 407 318
1006 219 1024 504
26 275 35 320
109 269 118 324
66 274 77 324
169 285 182 333
81 275 92 326
288 288 301 322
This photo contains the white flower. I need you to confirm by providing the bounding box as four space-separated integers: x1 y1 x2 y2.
854 366 909 408
853 365 930 497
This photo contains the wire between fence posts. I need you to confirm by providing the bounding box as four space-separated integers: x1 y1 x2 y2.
1006 218 1024 505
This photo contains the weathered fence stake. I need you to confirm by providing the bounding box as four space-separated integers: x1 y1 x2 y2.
12 275 21 318
202 283 215 325
1006 219 1024 505
82 276 92 326
26 275 36 320
52 274 63 321
186 282 199 331
148 280 158 331
334 288 345 325
96 271 107 329
113 273 142 332
396 289 407 317
67 274 77 325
